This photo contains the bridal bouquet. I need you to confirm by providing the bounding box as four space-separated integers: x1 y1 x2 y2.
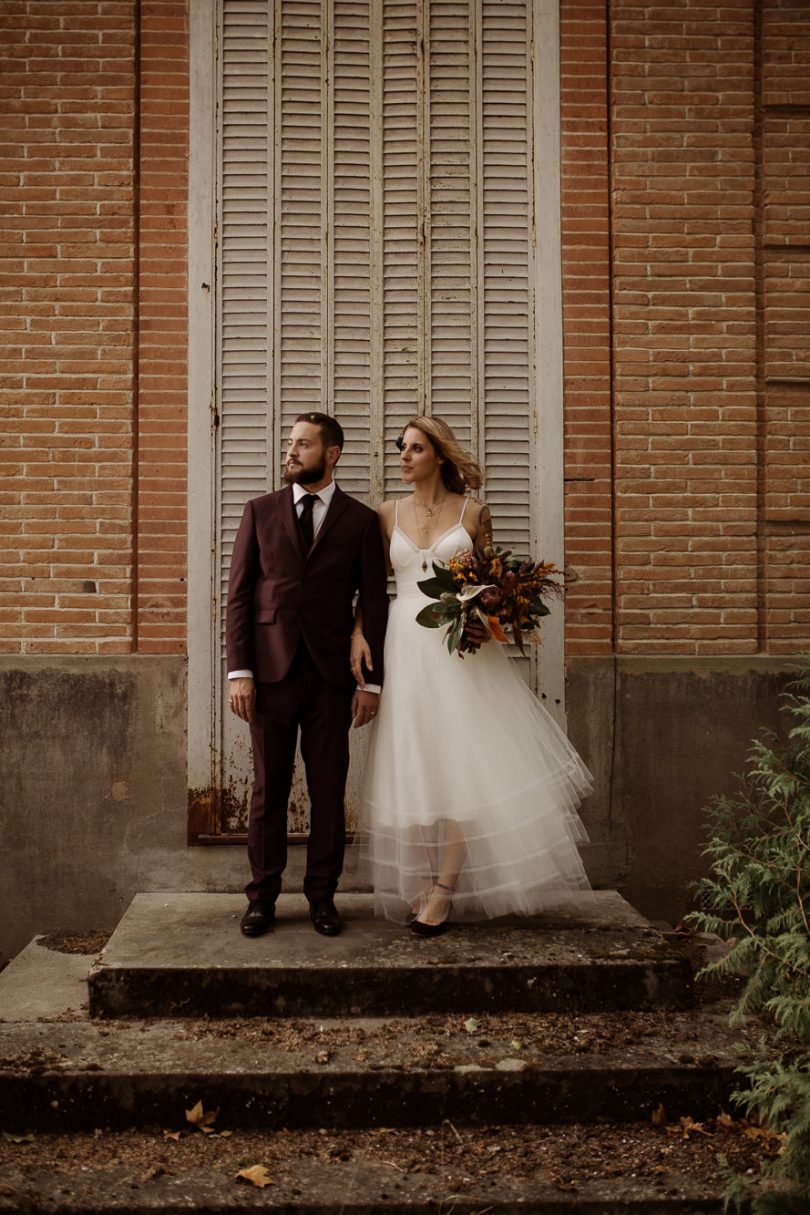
416 544 562 657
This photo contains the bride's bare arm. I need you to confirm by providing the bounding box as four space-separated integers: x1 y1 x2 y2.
350 610 372 687
377 499 396 564
460 499 492 548
351 501 395 686
473 502 493 547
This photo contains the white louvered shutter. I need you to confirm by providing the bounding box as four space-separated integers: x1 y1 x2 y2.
218 1 270 641
216 0 544 833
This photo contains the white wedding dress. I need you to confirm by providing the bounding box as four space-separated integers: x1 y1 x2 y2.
357 500 594 923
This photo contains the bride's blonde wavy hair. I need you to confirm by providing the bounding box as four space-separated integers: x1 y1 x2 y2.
400 416 483 496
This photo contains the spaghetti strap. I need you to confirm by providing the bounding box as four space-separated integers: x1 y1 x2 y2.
459 497 470 524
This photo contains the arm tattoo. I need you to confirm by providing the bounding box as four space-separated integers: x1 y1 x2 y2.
478 504 493 547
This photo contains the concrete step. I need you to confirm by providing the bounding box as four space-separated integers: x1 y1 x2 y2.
0 1004 740 1133
87 892 693 1019
0 1152 732 1214
0 936 749 1213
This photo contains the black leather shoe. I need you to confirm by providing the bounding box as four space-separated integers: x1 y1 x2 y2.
240 899 275 937
309 896 343 937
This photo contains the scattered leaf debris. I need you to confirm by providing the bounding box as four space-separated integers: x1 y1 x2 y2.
235 1163 273 1188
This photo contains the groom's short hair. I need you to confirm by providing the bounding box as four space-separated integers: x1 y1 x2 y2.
295 412 344 451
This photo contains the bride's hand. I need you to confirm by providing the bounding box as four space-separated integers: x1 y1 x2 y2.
350 631 373 688
465 618 490 645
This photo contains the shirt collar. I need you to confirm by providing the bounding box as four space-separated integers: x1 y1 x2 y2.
292 480 336 507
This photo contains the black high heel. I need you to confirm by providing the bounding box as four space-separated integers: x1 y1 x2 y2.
409 882 454 937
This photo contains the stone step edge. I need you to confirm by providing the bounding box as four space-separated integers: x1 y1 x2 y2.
88 957 694 1019
0 1059 737 1132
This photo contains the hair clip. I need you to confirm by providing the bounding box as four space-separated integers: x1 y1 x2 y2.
395 433 405 451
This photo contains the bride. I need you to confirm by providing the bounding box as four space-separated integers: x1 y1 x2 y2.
351 416 593 936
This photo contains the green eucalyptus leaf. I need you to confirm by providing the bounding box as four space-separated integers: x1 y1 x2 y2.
417 571 456 599
415 604 449 629
446 616 464 655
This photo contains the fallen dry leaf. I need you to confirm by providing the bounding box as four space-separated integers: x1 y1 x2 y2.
651 1103 667 1127
185 1100 219 1134
714 1111 784 1149
162 1130 182 1141
236 1164 273 1188
665 1116 713 1141
741 1123 786 1148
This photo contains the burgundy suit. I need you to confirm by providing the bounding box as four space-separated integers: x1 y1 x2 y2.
226 484 388 903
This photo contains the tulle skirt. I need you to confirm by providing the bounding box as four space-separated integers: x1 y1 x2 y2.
356 592 594 923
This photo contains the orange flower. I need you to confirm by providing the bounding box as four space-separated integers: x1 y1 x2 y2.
488 616 508 643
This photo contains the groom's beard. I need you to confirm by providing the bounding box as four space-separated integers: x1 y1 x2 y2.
284 455 327 486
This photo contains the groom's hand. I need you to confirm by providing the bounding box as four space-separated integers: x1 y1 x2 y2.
229 676 256 723
351 689 379 729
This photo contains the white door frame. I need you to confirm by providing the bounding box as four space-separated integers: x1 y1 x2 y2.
187 0 567 801
188 0 218 798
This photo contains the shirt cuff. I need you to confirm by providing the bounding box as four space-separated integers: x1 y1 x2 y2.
228 670 253 680
359 683 381 695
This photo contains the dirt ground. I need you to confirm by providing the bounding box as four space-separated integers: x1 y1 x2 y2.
0 1115 783 1200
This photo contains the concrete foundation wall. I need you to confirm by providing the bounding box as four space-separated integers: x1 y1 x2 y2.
0 654 796 962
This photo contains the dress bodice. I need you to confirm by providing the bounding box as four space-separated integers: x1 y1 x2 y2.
389 520 474 600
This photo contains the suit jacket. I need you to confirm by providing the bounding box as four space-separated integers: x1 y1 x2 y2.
226 484 388 689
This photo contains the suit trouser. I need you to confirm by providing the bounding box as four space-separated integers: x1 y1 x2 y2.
246 641 353 904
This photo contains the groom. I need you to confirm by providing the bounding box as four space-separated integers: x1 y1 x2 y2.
226 412 388 938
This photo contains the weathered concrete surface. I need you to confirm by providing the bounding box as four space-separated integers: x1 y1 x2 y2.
87 893 692 1018
607 656 792 925
0 657 245 965
1 653 793 964
0 939 93 1021
0 932 740 1211
0 1006 738 1133
0 1155 730 1213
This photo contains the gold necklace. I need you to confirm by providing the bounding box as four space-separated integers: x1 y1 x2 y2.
413 491 446 520
413 492 447 569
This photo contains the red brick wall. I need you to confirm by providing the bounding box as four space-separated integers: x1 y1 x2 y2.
0 0 188 656
2 1 806 660
561 0 810 657
760 0 810 651
136 0 188 651
0 0 137 654
610 0 759 654
560 0 615 656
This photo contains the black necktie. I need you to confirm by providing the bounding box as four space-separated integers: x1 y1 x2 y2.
298 493 319 550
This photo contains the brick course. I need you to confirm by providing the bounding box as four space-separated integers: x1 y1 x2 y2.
0 0 137 654
560 0 615 656
0 0 188 655
760 0 810 651
610 0 760 654
135 0 188 651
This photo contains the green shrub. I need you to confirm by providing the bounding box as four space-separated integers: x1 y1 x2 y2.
688 668 810 1214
